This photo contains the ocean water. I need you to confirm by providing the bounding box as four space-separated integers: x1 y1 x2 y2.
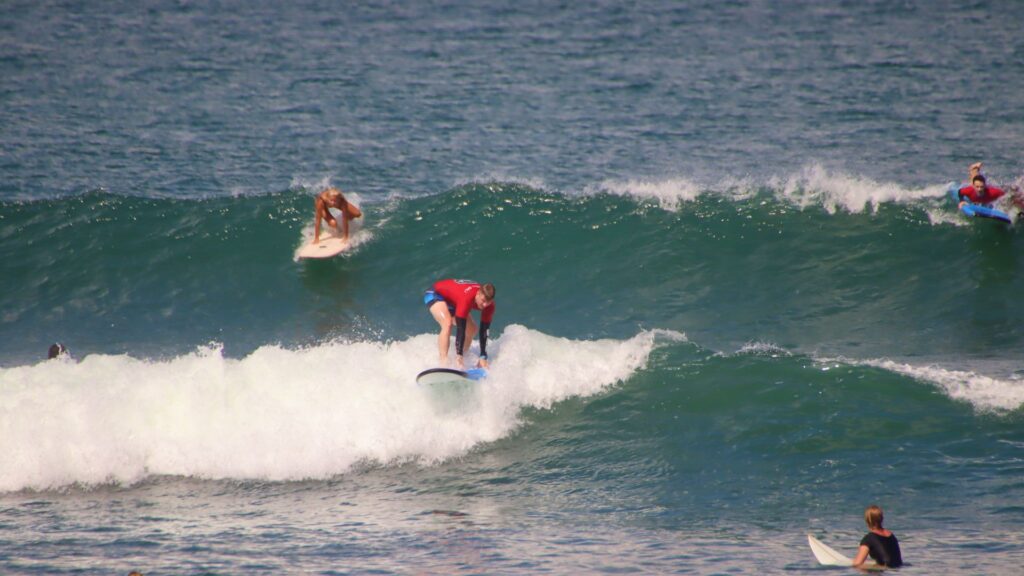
2 0 1024 573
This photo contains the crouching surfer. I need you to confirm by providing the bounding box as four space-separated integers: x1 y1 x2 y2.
313 186 362 243
853 505 903 569
423 279 495 370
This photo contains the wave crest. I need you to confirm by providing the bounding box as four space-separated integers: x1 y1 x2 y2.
0 326 673 492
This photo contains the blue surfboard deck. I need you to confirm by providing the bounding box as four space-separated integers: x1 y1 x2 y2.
947 182 1013 224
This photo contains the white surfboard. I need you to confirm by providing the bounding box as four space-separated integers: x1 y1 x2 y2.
807 535 884 570
808 534 852 566
296 236 350 259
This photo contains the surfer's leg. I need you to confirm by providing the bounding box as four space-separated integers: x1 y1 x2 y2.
429 301 452 363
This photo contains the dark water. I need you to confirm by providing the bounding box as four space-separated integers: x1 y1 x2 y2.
2 0 1024 573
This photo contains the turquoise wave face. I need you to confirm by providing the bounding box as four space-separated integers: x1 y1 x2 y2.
3 181 1022 366
509 341 1024 530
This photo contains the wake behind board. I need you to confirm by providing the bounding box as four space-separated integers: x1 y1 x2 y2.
807 535 884 571
947 182 1013 224
297 236 350 259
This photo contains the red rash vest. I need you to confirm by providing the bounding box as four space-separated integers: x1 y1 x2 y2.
432 279 495 322
959 185 1005 204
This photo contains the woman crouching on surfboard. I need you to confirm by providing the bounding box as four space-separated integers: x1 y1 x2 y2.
313 187 362 243
853 505 903 568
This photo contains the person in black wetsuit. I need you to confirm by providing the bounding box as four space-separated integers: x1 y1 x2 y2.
853 505 902 568
47 343 69 360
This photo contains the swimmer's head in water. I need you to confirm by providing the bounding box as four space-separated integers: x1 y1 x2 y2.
47 343 67 359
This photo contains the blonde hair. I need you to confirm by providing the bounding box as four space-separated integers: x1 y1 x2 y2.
864 505 884 530
480 283 495 301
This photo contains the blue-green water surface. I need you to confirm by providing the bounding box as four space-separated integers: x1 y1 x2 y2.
2 1 1024 573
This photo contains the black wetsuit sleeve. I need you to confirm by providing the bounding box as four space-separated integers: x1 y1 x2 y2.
479 321 490 358
454 317 467 357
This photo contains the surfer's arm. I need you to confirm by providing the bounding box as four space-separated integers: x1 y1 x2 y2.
477 321 490 368
340 199 361 241
969 162 983 181
313 198 325 242
852 545 870 567
313 197 337 243
454 316 468 361
957 187 973 207
478 322 490 356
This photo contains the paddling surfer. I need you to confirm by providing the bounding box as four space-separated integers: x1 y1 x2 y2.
423 279 495 370
958 162 1024 211
313 187 362 244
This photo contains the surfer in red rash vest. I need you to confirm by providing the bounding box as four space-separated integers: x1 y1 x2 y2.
422 279 496 370
958 162 1024 211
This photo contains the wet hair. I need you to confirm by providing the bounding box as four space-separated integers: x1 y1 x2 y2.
864 505 884 530
47 343 67 359
480 283 496 301
973 174 987 185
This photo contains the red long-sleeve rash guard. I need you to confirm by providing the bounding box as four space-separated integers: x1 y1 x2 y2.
432 279 495 358
432 279 495 323
959 185 1005 205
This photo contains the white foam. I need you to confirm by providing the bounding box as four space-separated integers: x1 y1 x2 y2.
924 206 970 227
590 177 704 211
288 175 337 193
770 164 944 214
591 165 948 214
732 341 792 357
860 359 1024 412
454 174 550 193
0 326 674 492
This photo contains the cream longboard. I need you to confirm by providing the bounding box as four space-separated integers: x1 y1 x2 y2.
297 235 350 259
